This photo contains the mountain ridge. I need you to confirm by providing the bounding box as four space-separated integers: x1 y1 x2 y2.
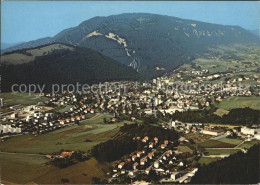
1 41 26 50
2 13 259 78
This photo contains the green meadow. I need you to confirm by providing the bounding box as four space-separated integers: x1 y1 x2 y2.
0 114 129 154
0 92 48 106
216 96 260 110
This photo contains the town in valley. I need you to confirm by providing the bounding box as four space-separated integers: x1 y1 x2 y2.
1 45 259 184
1 2 260 184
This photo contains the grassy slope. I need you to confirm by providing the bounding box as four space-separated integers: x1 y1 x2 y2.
216 96 260 110
1 44 74 65
32 157 109 184
177 145 193 153
0 92 48 106
197 136 259 165
198 157 221 165
0 153 108 184
57 105 73 113
213 108 229 117
205 148 240 155
239 140 260 149
0 153 51 184
0 114 137 155
217 138 243 145
197 139 236 148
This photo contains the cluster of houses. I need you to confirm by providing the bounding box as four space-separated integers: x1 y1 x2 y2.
201 125 260 141
0 98 97 136
28 104 96 134
0 79 208 137
165 120 203 134
46 151 75 159
166 118 260 142
0 57 259 143
0 124 21 135
172 56 258 83
112 136 161 178
110 135 197 183
114 137 160 173
240 126 260 140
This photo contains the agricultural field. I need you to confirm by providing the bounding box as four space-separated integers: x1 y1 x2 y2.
194 45 260 73
80 114 113 125
239 140 260 149
177 145 193 153
216 96 260 110
194 132 259 166
57 105 73 113
204 148 240 155
0 114 129 154
198 157 221 165
213 108 229 117
0 92 48 106
195 135 255 166
185 133 212 143
47 105 85 114
217 138 243 145
194 58 238 73
0 153 51 184
0 153 108 184
197 139 236 148
198 137 244 149
31 157 109 184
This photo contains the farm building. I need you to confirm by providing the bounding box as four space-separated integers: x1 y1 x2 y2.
201 127 224 136
241 127 255 136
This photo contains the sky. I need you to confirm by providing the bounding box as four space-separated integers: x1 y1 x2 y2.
1 1 260 44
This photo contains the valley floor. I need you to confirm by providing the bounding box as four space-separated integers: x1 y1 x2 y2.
0 113 136 184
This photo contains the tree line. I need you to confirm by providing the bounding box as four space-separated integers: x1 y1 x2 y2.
191 144 259 184
172 107 259 126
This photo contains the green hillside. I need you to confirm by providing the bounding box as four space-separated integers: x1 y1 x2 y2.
0 44 143 92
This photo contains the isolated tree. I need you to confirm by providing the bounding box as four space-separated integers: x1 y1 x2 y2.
60 178 69 184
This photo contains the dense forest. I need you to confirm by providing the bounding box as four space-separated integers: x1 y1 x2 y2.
119 123 179 141
91 123 179 162
0 46 143 92
191 144 259 184
222 107 259 125
172 107 259 126
91 135 137 162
